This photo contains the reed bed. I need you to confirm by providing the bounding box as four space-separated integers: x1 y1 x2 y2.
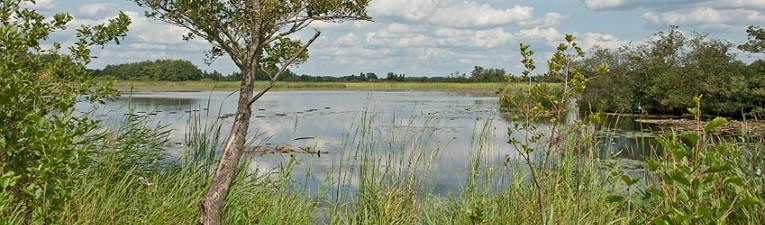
8 106 761 224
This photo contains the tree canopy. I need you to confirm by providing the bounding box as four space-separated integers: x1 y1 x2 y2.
739 25 765 53
129 1 371 224
580 27 765 117
95 59 203 81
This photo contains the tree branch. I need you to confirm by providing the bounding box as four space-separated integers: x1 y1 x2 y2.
248 30 321 107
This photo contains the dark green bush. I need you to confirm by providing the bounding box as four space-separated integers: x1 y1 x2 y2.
579 27 765 117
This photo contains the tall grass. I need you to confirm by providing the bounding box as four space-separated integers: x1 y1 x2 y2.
13 105 760 224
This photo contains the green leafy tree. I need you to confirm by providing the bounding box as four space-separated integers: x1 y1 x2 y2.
503 35 608 225
129 1 371 224
97 59 203 81
0 0 130 221
580 27 755 117
739 25 765 53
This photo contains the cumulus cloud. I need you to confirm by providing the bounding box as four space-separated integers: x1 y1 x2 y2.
366 25 513 50
576 32 628 50
516 27 562 44
582 0 765 11
643 7 765 31
120 11 211 48
369 0 440 21
519 12 569 28
429 3 534 29
334 33 360 47
581 0 700 10
78 3 119 19
22 0 57 10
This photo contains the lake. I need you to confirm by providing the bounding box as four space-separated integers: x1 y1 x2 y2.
78 90 659 194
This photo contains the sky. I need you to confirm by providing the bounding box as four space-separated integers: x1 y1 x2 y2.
28 0 765 77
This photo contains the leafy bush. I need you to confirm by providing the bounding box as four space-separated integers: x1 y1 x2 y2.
0 1 129 221
579 27 764 117
609 97 763 224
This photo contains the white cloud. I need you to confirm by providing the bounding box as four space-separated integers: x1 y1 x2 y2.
723 0 765 9
335 33 360 47
582 0 700 10
472 28 514 48
22 0 57 10
369 0 440 21
516 27 562 44
582 0 765 11
643 7 765 31
430 3 534 29
582 0 628 10
386 23 425 33
576 32 628 50
431 27 514 49
78 3 119 19
519 12 568 28
122 11 200 46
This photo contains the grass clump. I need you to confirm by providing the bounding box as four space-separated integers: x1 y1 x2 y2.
51 115 316 224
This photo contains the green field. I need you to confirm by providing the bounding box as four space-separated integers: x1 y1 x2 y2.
108 80 516 92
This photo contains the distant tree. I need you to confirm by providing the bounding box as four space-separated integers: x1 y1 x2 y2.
97 59 203 81
130 1 370 224
739 25 765 53
386 72 397 81
470 66 506 82
367 72 378 80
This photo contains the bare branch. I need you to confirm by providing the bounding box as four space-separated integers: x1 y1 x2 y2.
248 30 321 107
268 15 371 43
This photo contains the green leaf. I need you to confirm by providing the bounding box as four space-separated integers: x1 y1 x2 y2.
720 199 733 212
682 133 700 145
723 176 744 185
669 170 691 186
687 107 698 114
606 195 625 203
652 216 671 225
646 160 661 172
621 175 641 186
704 117 728 131
736 197 761 207
703 165 732 174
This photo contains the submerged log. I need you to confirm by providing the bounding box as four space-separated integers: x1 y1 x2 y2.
635 118 764 135
244 146 329 156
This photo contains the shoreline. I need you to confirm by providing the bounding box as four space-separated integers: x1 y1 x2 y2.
109 81 509 94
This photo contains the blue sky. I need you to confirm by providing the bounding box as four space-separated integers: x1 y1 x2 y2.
29 0 765 77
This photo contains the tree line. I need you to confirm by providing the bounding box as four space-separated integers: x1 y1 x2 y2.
93 60 514 83
577 26 765 117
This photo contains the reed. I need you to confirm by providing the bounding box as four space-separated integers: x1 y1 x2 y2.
10 104 760 224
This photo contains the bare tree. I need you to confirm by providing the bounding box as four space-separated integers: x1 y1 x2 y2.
129 1 371 224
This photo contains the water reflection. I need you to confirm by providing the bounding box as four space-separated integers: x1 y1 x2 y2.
77 91 660 195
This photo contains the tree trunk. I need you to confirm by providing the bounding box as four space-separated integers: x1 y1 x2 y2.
199 67 255 225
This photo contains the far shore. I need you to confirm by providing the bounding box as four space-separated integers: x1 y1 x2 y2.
107 80 513 94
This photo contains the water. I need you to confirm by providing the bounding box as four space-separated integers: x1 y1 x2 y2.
78 90 659 194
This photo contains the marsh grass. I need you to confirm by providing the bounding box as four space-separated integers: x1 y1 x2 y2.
14 103 761 224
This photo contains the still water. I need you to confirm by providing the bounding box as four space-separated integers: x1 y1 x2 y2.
79 90 658 194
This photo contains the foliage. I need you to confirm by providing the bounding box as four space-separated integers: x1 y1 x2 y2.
469 66 507 82
580 26 763 117
609 97 763 224
501 34 609 224
130 0 372 223
94 59 204 81
0 0 130 221
739 25 765 53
